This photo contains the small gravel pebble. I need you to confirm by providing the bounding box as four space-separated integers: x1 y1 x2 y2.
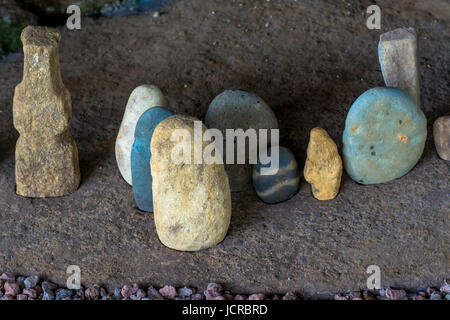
190 293 204 300
4 282 20 297
24 276 39 289
23 288 38 299
385 288 407 300
430 292 442 300
136 288 146 299
282 292 297 300
17 294 28 300
362 290 376 300
0 272 15 282
113 287 122 299
348 291 363 300
440 281 450 294
85 284 100 300
223 293 234 300
100 287 108 298
147 286 164 300
159 285 177 299
205 283 222 300
42 281 57 300
178 286 193 297
56 288 73 300
249 293 265 300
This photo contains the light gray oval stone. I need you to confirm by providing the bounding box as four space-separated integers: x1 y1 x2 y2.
115 85 167 185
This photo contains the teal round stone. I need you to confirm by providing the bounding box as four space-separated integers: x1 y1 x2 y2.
131 107 173 212
343 87 427 184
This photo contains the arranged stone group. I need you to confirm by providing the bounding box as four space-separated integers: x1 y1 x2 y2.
12 24 447 254
13 26 80 198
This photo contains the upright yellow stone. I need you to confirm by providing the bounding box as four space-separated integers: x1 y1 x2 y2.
151 115 231 251
304 127 342 201
13 26 80 197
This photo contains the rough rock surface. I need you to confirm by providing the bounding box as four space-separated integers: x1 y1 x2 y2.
151 115 232 251
433 116 449 160
205 90 279 192
13 26 80 197
378 27 421 106
304 127 342 201
0 0 448 298
343 87 427 185
131 107 172 212
252 146 300 204
116 85 168 185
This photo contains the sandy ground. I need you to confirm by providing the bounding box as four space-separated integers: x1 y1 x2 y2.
0 0 449 297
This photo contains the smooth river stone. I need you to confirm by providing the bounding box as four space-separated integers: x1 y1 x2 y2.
131 107 173 212
343 87 427 184
205 90 279 192
13 26 80 197
379 27 421 106
433 116 450 160
151 115 231 251
116 85 168 185
304 127 342 201
252 146 300 204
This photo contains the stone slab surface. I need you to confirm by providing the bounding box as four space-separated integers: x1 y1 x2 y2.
0 0 448 297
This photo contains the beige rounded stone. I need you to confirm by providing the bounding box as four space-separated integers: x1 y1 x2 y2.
304 127 342 201
433 116 450 160
151 115 232 251
115 85 167 185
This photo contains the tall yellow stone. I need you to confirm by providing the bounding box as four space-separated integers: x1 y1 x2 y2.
13 26 80 197
151 115 231 251
304 127 342 201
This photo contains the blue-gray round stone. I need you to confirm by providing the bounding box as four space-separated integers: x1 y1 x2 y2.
252 146 300 204
343 87 427 184
131 107 173 212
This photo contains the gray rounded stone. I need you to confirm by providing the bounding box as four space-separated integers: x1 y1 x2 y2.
205 90 279 192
